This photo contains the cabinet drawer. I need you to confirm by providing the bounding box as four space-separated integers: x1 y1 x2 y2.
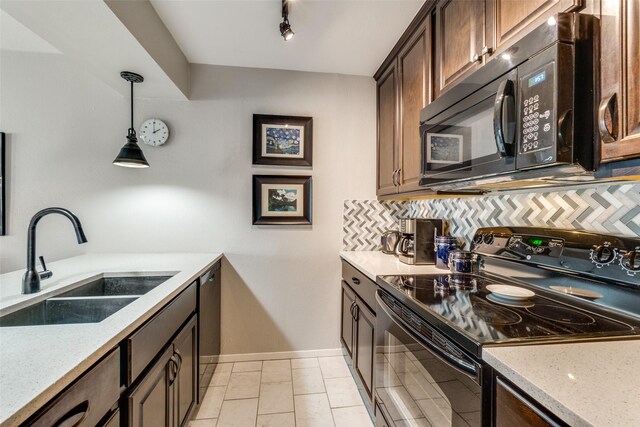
342 261 376 313
29 348 120 427
127 282 197 385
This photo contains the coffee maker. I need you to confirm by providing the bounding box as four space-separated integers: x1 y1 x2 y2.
397 218 447 265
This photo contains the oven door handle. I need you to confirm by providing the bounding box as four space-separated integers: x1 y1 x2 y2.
493 79 516 158
376 291 480 382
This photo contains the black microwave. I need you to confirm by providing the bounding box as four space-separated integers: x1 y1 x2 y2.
419 13 598 190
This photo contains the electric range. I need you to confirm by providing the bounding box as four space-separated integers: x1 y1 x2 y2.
373 226 640 427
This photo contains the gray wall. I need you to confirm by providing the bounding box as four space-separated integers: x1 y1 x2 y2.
0 51 376 354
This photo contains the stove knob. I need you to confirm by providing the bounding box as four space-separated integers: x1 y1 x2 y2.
473 234 484 245
590 244 617 266
483 233 495 245
621 248 640 273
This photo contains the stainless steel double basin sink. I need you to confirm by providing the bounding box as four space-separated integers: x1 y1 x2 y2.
0 275 173 327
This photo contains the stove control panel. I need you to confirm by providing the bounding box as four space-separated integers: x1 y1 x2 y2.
472 227 640 286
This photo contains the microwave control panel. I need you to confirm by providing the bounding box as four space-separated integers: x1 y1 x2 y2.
518 62 555 156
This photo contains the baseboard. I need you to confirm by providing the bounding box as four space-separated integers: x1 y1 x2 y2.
214 348 343 363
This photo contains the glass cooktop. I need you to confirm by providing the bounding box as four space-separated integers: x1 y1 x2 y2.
377 273 638 352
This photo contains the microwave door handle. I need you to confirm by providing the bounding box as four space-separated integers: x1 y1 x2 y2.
493 79 516 157
376 291 479 381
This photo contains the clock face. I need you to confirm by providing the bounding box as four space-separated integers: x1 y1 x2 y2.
139 119 169 146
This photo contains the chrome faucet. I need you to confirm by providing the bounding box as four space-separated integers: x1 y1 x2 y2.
23 207 88 294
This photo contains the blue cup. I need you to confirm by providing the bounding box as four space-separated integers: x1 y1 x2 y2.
435 236 458 270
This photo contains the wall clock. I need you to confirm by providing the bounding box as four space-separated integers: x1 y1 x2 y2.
139 118 169 146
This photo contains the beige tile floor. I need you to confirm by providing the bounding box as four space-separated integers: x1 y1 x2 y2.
190 356 374 427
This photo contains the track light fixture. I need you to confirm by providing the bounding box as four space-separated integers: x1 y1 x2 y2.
113 71 149 168
280 0 294 41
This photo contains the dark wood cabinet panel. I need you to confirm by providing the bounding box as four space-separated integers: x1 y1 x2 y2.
129 345 173 427
601 0 640 162
495 378 565 427
377 62 398 196
354 298 375 401
398 19 431 193
29 349 121 427
487 0 581 54
175 316 197 427
341 281 356 359
434 0 485 97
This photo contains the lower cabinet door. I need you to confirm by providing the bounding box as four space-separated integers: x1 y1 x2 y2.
354 298 375 402
128 345 174 427
175 316 198 427
495 378 565 427
341 282 356 358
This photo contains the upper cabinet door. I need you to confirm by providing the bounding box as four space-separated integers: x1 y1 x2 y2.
487 0 582 54
377 61 399 196
398 18 431 193
600 0 640 162
434 0 485 98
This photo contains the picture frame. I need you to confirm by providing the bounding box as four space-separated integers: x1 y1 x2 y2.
252 175 312 225
253 114 313 166
426 132 464 164
0 132 5 236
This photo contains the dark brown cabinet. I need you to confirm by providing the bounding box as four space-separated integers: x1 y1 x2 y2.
434 0 486 98
341 282 356 358
487 0 582 55
129 315 198 427
377 61 398 196
600 0 640 162
340 261 377 406
26 349 121 427
495 377 567 427
376 11 432 196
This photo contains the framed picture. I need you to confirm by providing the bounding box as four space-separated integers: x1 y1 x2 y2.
426 132 463 164
0 132 5 236
253 114 313 166
252 175 312 225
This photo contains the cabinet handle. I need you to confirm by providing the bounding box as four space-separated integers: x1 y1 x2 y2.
353 304 360 322
350 301 356 318
52 400 89 427
391 169 398 186
473 46 493 63
598 93 618 143
174 349 183 374
351 277 361 286
168 355 178 385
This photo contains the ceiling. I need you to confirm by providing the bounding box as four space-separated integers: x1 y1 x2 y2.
150 0 424 76
0 9 59 54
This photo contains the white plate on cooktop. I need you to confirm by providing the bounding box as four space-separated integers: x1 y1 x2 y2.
486 284 535 300
549 286 603 299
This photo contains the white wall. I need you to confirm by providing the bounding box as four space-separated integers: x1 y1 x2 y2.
0 51 377 354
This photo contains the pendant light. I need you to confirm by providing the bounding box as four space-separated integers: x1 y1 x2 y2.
113 71 149 168
280 0 294 41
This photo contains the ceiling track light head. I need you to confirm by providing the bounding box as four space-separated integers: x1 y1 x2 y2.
280 0 294 41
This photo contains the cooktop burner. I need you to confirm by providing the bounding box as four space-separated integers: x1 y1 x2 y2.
526 304 596 325
377 273 637 351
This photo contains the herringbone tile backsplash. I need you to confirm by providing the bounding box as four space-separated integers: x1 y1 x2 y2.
343 183 640 250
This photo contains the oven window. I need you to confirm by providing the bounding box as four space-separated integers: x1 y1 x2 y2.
376 330 481 426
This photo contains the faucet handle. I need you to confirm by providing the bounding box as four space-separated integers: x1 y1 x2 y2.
39 256 53 280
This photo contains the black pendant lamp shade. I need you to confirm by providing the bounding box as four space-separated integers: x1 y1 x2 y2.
113 71 149 168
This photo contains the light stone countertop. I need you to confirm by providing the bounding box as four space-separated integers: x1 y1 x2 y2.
340 250 640 427
483 341 640 427
339 250 444 281
0 253 222 427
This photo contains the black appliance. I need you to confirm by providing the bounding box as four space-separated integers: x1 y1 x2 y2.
419 13 599 191
397 218 447 265
374 227 640 426
197 263 221 402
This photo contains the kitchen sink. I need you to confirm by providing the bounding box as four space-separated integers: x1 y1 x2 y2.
56 275 173 297
0 296 138 327
0 274 174 327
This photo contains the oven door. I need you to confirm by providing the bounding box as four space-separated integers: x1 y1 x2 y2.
375 290 483 427
419 70 517 188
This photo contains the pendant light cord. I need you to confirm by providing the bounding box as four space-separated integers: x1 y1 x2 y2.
130 80 134 133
